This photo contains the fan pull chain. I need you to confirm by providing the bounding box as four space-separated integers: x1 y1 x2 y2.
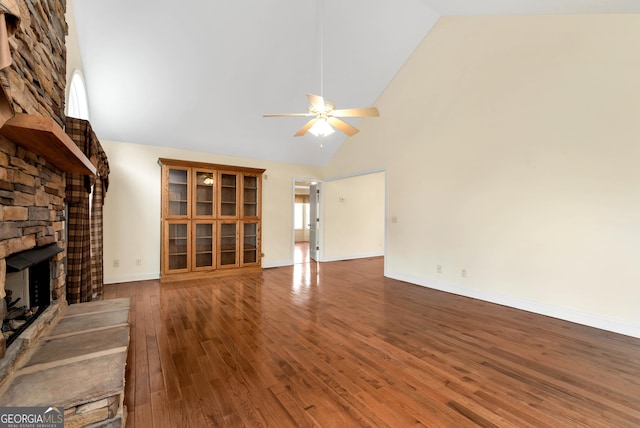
319 0 324 98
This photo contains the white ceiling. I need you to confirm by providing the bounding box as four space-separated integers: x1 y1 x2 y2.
71 0 640 167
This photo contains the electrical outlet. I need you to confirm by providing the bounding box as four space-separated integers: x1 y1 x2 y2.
136 259 141 266
461 269 467 278
113 259 119 268
436 265 442 274
391 216 398 224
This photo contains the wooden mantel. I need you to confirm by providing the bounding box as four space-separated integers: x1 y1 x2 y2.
0 113 96 176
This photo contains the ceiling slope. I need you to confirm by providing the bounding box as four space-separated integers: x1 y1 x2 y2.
72 0 439 166
71 0 640 166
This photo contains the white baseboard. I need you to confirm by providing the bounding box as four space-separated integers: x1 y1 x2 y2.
386 270 640 339
262 260 294 268
321 251 384 263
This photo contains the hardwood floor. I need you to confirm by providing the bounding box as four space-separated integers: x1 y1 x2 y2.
104 257 640 427
294 241 310 264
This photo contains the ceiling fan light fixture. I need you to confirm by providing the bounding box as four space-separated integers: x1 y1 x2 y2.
263 0 379 137
308 118 334 137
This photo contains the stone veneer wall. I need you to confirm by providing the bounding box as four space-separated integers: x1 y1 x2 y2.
0 0 68 312
6 0 68 125
0 138 67 298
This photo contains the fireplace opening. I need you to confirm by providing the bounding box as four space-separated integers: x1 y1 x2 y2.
2 244 63 347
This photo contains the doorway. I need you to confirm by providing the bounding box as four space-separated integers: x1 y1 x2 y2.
293 180 319 263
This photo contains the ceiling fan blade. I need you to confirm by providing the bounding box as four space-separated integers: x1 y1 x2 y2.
294 118 319 137
327 117 359 136
331 107 380 118
306 93 325 111
263 113 313 117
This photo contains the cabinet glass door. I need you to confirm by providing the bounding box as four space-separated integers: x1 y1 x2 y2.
167 168 189 217
218 221 238 267
241 222 259 266
219 172 238 217
193 221 215 270
166 221 189 272
242 174 259 218
194 169 215 217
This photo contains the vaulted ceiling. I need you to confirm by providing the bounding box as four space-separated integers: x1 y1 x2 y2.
71 0 640 166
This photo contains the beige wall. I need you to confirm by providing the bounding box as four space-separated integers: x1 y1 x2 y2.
71 13 640 337
101 140 322 283
326 15 640 337
321 172 385 261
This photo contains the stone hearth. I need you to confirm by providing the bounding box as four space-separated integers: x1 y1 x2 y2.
0 298 130 427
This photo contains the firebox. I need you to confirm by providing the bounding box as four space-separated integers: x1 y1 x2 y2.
2 244 63 347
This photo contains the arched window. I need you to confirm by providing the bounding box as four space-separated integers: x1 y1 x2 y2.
67 70 90 120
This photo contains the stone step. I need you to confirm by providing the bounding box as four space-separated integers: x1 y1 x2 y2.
0 297 131 427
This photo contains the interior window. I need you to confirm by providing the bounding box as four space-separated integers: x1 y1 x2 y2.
67 70 90 120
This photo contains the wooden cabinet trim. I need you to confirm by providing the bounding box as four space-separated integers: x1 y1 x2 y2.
159 158 266 175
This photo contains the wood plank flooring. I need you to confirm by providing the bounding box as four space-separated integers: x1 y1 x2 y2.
103 257 640 427
294 241 310 264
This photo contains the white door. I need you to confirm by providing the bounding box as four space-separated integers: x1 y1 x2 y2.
309 184 320 261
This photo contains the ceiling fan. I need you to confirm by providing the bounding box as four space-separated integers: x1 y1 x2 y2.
264 93 379 137
263 0 379 137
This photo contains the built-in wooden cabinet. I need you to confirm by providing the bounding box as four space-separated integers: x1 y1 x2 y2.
159 159 264 280
166 167 189 218
218 172 239 218
242 174 261 219
218 220 239 268
193 220 216 271
193 169 216 218
164 220 190 273
241 221 260 267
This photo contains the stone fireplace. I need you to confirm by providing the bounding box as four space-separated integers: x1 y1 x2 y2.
0 2 128 426
0 0 69 364
2 243 63 347
0 133 67 364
